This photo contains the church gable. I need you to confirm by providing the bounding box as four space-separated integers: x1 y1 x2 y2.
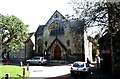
43 10 66 37
35 10 92 62
45 10 66 27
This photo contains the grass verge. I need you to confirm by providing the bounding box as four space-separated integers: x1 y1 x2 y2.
0 64 30 79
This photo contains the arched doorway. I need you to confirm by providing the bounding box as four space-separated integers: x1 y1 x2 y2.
54 45 61 60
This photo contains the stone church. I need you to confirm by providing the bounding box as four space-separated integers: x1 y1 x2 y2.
35 10 92 62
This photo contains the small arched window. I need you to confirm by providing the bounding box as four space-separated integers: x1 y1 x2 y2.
67 40 70 46
68 49 71 55
45 41 48 47
37 39 43 54
54 14 59 18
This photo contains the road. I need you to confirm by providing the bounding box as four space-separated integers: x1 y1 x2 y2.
26 65 96 79
26 65 118 79
27 65 71 78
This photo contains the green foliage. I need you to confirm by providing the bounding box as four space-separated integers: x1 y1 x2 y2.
0 14 29 53
0 65 23 78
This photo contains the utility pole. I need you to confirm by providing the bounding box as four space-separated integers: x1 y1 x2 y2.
110 34 114 75
107 2 117 75
107 2 114 75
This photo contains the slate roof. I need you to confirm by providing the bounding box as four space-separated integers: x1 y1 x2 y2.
67 19 84 33
47 36 67 51
35 25 45 36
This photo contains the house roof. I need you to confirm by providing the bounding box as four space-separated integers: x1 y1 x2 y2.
47 36 67 51
25 32 35 42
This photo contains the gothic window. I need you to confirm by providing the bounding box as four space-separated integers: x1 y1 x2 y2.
37 39 43 54
59 26 64 35
67 40 70 46
54 14 59 18
68 49 71 55
61 26 64 34
49 21 65 36
20 52 24 59
48 21 58 30
73 38 81 53
45 41 48 47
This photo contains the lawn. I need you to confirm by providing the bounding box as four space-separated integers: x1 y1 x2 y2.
0 64 30 79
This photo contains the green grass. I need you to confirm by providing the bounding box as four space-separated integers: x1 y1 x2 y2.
0 64 30 79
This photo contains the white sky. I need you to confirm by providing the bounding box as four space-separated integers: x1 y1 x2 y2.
0 0 103 37
0 0 74 32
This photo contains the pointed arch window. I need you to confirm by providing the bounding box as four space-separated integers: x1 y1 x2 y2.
54 14 59 18
37 39 43 54
67 40 70 46
45 41 48 47
49 20 65 36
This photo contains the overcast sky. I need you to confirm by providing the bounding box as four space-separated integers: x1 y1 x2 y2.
0 0 74 32
0 0 104 37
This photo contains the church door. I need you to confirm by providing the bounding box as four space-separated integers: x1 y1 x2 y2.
54 45 61 60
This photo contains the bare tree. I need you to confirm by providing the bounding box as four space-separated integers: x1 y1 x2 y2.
70 0 120 74
69 0 120 35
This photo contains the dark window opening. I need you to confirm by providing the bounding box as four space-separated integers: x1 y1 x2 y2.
45 41 47 47
67 40 70 46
